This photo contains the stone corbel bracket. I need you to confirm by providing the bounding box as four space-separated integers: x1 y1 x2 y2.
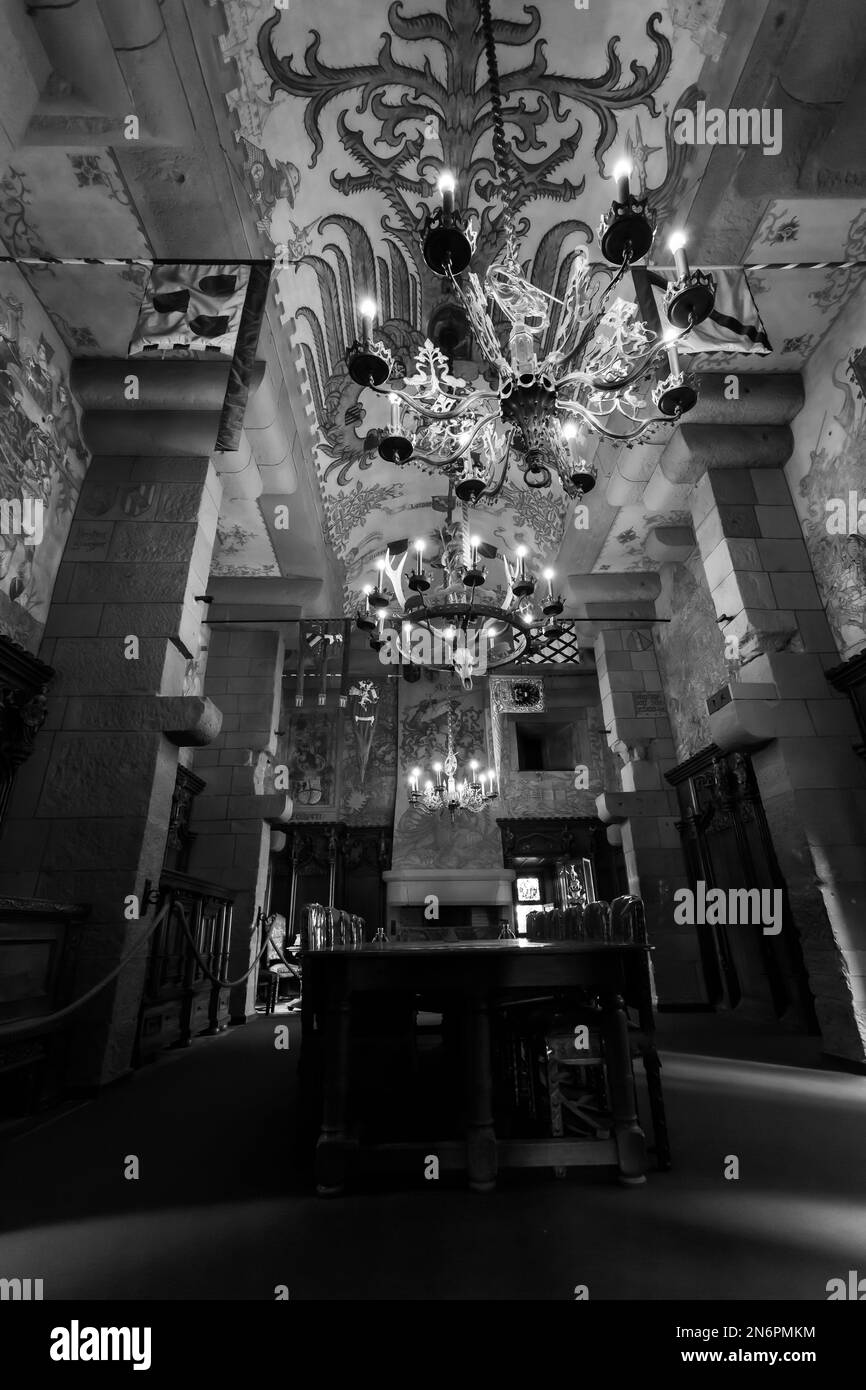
61 694 223 748
708 681 780 753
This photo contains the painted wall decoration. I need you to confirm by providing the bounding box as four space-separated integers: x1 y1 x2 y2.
653 555 729 763
213 0 711 603
0 268 88 653
283 707 337 807
392 672 501 869
340 677 397 823
277 674 398 824
785 273 866 659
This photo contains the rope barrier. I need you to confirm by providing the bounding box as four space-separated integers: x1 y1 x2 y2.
0 898 297 1041
0 900 171 1042
173 904 296 990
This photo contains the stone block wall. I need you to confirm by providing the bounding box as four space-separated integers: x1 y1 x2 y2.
188 626 291 1021
0 454 224 1086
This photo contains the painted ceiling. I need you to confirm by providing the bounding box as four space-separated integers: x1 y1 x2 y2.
2 1 865 604
211 0 866 602
214 0 718 606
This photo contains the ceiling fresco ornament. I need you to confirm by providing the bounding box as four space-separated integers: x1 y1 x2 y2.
258 2 675 268
215 0 717 600
335 4 715 510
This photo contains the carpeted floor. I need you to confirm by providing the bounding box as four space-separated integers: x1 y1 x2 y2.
0 1008 863 1301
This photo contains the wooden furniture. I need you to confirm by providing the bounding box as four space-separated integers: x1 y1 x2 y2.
135 871 234 1061
0 896 89 1117
666 746 816 1026
272 825 391 943
300 940 655 1196
0 635 53 832
825 650 866 761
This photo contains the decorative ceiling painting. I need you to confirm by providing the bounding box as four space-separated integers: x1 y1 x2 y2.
215 0 719 605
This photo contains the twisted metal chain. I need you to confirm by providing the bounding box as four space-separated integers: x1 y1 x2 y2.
478 0 517 242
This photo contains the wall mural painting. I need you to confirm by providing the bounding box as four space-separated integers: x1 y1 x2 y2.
654 554 728 763
341 677 398 823
215 0 701 604
792 358 866 658
0 271 88 652
392 672 500 870
283 707 337 808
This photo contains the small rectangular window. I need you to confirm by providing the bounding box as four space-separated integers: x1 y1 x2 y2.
516 876 541 903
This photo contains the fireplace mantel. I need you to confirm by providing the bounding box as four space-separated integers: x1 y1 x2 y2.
383 867 516 909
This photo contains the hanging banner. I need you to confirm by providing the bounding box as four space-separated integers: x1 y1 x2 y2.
349 680 380 785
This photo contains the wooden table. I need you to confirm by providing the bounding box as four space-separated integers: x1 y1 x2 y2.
300 940 655 1196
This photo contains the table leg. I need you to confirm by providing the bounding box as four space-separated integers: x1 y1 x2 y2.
315 989 352 1196
602 993 647 1186
641 1041 672 1171
465 992 497 1194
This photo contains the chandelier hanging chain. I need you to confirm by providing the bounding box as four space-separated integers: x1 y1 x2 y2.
478 0 518 244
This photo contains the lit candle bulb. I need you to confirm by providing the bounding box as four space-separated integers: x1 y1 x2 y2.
663 328 681 377
562 420 579 465
470 759 479 783
668 229 690 281
363 583 372 614
479 772 487 796
388 391 401 433
612 158 632 205
470 534 480 568
487 768 497 794
359 296 376 342
543 567 554 599
433 761 443 788
516 543 527 580
410 766 420 793
438 170 456 218
414 538 425 575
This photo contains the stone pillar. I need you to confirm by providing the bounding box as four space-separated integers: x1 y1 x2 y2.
0 444 223 1087
593 626 700 1003
686 450 866 1061
188 627 291 1021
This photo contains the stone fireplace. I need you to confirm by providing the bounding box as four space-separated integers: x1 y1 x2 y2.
382 867 516 940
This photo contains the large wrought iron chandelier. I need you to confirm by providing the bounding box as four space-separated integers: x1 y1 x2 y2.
345 0 716 506
357 520 568 687
408 706 498 820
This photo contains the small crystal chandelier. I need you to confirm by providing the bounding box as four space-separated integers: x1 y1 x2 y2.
343 0 717 507
408 707 498 820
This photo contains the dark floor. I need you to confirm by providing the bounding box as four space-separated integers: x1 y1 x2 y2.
0 1007 864 1300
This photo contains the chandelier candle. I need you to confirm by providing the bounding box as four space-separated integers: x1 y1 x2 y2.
612 158 632 205
359 297 376 343
388 393 401 433
664 330 681 377
668 230 690 281
438 170 456 219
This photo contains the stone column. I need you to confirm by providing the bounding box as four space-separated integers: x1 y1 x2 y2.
187 626 291 1022
0 433 223 1087
682 441 866 1061
593 625 700 1003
